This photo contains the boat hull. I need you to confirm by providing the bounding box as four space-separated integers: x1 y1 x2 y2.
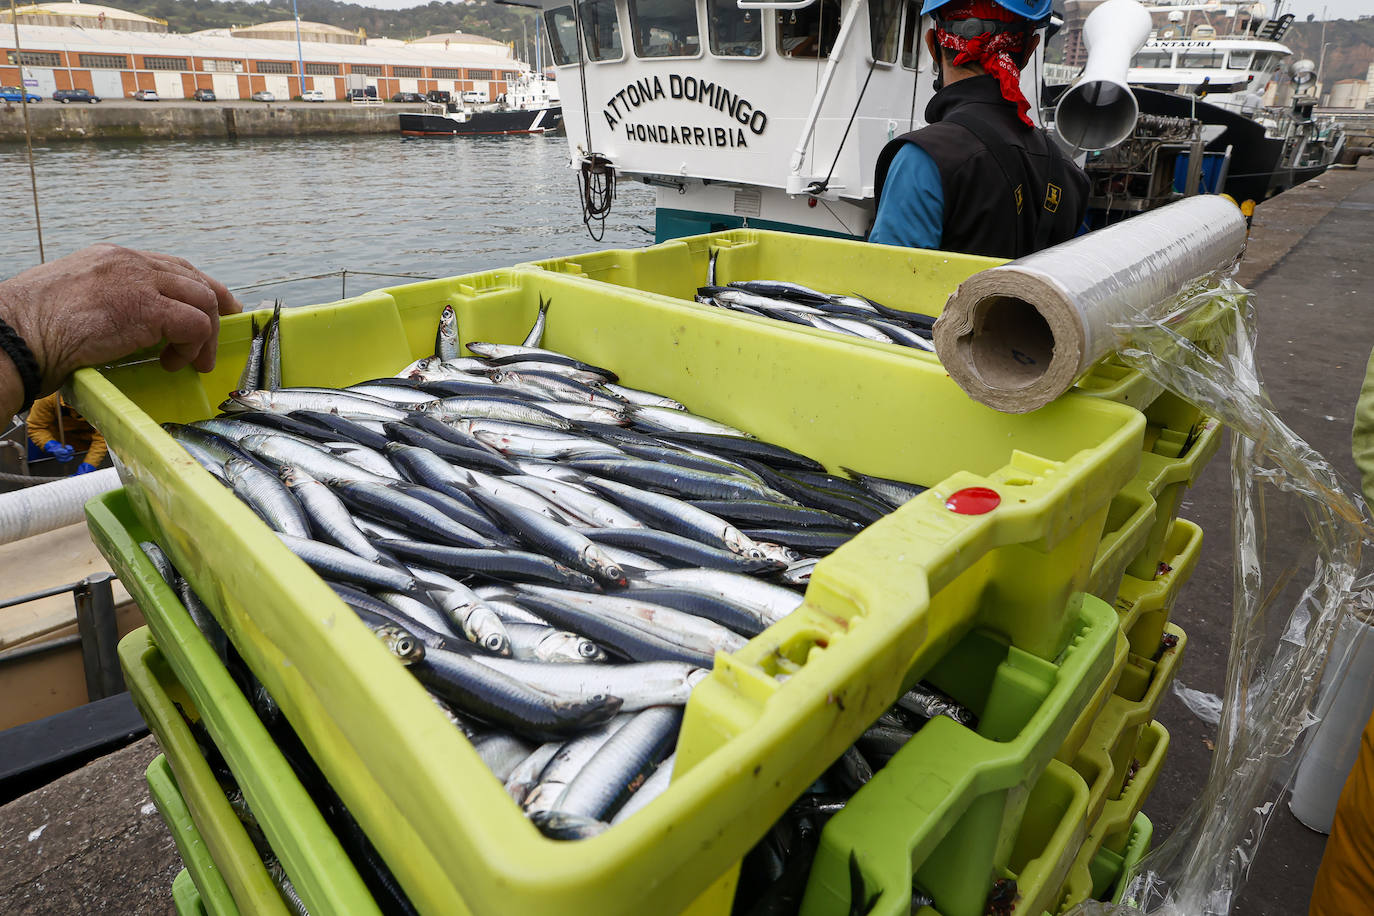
399 107 563 137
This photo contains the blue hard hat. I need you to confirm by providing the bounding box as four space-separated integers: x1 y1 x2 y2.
920 0 1054 22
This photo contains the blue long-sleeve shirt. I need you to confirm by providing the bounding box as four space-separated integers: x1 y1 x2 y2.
868 143 944 249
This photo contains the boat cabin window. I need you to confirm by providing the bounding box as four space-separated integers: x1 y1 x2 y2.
546 7 581 65
1227 51 1253 70
1252 53 1279 73
581 0 624 60
1132 51 1172 68
778 0 842 58
1179 50 1224 69
629 0 702 58
707 0 762 57
870 0 902 62
900 1 924 69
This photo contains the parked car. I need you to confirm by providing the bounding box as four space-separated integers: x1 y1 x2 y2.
301 89 326 102
52 88 99 104
0 86 41 102
391 91 424 103
132 89 159 101
460 90 487 104
193 88 216 102
251 91 276 102
425 90 451 105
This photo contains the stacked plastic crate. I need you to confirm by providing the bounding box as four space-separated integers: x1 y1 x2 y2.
77 231 1219 915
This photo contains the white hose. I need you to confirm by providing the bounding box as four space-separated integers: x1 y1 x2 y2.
0 467 121 545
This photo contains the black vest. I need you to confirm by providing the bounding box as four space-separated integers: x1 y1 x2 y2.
872 75 1089 259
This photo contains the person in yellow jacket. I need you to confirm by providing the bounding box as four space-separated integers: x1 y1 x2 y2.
26 392 107 474
1310 347 1374 915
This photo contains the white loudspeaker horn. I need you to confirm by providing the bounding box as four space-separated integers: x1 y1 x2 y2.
1290 59 1316 85
1054 0 1153 152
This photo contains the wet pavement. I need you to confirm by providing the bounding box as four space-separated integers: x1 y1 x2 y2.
1 163 1371 914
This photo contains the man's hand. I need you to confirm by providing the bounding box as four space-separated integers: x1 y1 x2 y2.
75 462 96 475
0 244 242 396
42 440 74 463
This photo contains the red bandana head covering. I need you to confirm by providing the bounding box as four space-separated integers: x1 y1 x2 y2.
935 0 1034 127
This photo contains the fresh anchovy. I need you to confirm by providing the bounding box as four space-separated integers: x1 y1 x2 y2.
164 423 263 469
226 388 408 422
689 498 861 531
339 587 465 651
728 280 833 304
569 457 787 503
242 433 389 483
494 370 627 409
386 481 513 544
825 316 895 343
513 589 718 668
265 855 308 916
176 572 229 662
375 540 599 591
328 442 402 480
513 459 588 483
524 715 633 814
346 384 440 407
413 644 622 739
780 558 820 587
841 467 929 510
601 383 685 411
609 752 674 824
372 624 426 666
706 247 718 286
595 542 667 572
223 457 311 537
287 410 393 451
238 314 265 392
422 397 574 430
613 584 769 638
175 439 228 480
702 287 799 313
458 467 571 521
504 622 607 663
576 527 784 574
531 401 631 425
262 300 283 391
328 478 494 549
457 419 623 461
383 427 522 477
614 443 765 482
740 461 890 525
468 342 617 381
472 733 537 782
631 568 804 625
651 431 825 473
578 476 759 557
529 810 610 840
742 527 854 555
505 741 563 805
489 360 613 387
522 295 549 347
467 489 627 586
630 405 752 438
352 516 411 542
276 533 426 597
194 415 314 447
476 657 706 711
406 566 512 656
895 683 977 728
556 705 682 820
867 318 937 351
140 541 178 587
507 475 645 529
435 304 460 360
517 586 747 657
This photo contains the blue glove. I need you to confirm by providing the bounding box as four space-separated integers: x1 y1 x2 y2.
43 440 75 463
76 462 96 475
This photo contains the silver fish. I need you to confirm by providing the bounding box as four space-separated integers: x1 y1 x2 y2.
223 457 311 537
436 304 460 361
523 295 549 348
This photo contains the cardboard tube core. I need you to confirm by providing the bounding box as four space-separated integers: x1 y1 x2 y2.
964 295 1056 390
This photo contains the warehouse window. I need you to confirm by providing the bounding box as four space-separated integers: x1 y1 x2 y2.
351 64 383 76
256 60 293 74
707 0 761 58
393 65 422 78
203 59 243 73
629 0 700 57
503 71 519 80
432 67 462 79
305 62 340 75
7 51 61 67
546 7 581 65
144 56 188 71
79 53 128 69
468 69 494 80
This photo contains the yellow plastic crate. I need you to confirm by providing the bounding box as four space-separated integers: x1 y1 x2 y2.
172 869 212 916
74 268 1144 916
149 756 241 916
1086 482 1156 603
1119 521 1203 657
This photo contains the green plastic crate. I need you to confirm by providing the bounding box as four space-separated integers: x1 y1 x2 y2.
521 229 1224 409
800 596 1117 916
1105 812 1153 905
97 496 380 916
1126 398 1220 582
173 869 212 916
1122 521 1203 656
149 755 241 916
74 268 1144 916
1053 723 1168 914
1086 482 1156 603
118 628 289 916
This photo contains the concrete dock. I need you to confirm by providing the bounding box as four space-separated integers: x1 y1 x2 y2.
1 162 1372 912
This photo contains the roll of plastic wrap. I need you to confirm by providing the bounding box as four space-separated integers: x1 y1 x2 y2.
932 196 1248 413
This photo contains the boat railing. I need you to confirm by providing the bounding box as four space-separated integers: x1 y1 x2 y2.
0 574 124 703
230 268 439 301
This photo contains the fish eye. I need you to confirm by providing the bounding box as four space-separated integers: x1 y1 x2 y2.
579 642 600 657
396 639 414 655
485 634 506 650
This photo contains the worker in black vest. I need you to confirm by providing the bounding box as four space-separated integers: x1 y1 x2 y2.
869 0 1088 259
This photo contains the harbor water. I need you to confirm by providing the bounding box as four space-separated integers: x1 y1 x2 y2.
0 133 655 305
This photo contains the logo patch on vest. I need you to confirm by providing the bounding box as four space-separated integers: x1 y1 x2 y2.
1014 183 1024 214
1045 182 1063 213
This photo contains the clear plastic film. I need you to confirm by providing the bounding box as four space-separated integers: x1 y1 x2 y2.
1062 274 1374 915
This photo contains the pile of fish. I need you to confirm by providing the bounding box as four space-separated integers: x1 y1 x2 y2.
695 250 939 352
160 297 929 841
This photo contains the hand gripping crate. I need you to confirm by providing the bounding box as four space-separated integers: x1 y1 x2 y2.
799 595 1118 916
75 268 1144 916
151 757 240 916
120 628 289 916
102 499 381 916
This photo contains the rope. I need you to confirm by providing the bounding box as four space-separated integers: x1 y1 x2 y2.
0 469 68 487
569 0 612 241
810 52 880 195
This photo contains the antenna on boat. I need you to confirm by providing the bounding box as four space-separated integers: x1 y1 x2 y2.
8 0 44 262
